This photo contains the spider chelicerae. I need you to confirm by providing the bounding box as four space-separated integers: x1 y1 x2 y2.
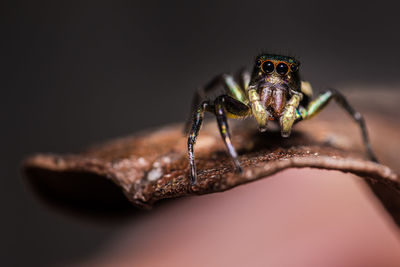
186 54 378 184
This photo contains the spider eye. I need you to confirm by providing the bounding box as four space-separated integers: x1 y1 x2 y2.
256 59 262 67
261 61 274 73
290 64 298 72
276 62 289 75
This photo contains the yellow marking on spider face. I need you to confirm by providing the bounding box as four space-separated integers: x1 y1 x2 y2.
266 74 282 84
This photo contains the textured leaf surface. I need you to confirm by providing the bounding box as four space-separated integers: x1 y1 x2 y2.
23 89 400 224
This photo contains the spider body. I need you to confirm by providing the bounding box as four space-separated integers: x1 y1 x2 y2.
186 54 377 184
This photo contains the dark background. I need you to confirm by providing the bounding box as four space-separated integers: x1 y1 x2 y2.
1 1 399 266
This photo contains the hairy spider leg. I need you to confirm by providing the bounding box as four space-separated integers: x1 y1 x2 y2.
280 91 303 137
215 94 252 165
187 94 251 184
279 81 314 137
187 101 213 184
215 97 242 171
185 73 248 133
295 88 378 162
247 85 269 131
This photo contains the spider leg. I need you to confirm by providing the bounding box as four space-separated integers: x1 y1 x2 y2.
300 88 378 162
280 91 303 137
187 95 250 184
236 68 251 91
214 95 250 173
187 101 213 184
184 73 248 133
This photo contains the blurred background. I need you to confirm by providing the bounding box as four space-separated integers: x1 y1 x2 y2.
1 0 400 266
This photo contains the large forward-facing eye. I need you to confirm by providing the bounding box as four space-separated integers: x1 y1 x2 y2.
276 62 289 75
261 61 274 73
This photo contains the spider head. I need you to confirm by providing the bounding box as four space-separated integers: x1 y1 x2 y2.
250 54 302 118
253 54 300 83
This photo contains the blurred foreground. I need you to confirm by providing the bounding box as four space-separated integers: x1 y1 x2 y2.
73 169 400 267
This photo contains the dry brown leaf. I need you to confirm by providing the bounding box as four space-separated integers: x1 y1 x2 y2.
23 89 400 224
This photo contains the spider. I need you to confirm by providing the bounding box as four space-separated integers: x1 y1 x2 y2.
186 54 378 185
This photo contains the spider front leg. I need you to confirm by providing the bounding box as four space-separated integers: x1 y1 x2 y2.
187 95 250 184
300 88 378 162
280 91 303 137
184 73 248 133
188 101 213 184
214 95 250 171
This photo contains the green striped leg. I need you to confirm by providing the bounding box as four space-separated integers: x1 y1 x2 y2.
298 88 378 162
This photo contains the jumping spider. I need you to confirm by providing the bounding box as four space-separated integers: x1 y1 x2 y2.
186 54 378 184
